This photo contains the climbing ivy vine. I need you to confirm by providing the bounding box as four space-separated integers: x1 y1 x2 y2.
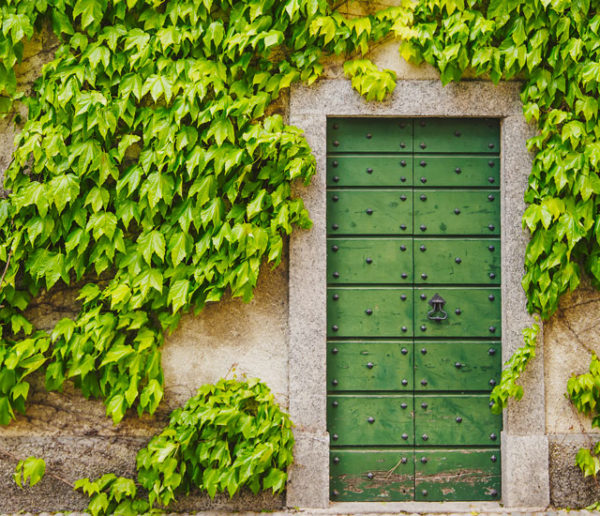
0 0 413 426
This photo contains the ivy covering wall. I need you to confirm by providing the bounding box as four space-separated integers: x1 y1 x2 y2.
0 0 411 426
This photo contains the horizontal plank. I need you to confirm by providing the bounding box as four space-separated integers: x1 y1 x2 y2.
414 155 500 187
328 189 412 235
413 189 500 236
415 448 501 501
414 394 502 446
415 287 501 338
327 155 413 187
414 118 500 154
328 288 413 337
330 449 414 502
415 341 501 391
327 341 413 392
327 395 414 446
414 238 500 285
327 118 412 153
328 238 412 284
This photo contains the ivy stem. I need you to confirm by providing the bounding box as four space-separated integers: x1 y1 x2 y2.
0 247 13 293
0 448 75 489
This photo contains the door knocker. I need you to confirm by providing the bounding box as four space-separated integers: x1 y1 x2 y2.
427 293 448 322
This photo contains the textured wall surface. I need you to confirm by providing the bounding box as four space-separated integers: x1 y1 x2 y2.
544 281 600 506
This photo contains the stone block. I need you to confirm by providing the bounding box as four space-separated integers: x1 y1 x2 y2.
549 434 600 509
286 430 330 509
501 432 550 508
0 436 143 513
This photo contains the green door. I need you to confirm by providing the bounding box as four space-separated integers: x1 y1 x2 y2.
327 118 502 502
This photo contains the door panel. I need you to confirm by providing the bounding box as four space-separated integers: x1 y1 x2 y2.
327 395 414 446
327 341 413 391
414 341 501 391
330 450 415 501
328 190 412 235
414 395 502 446
328 238 413 284
413 118 499 154
327 118 502 502
328 288 413 337
413 190 500 236
413 155 500 187
415 449 501 501
327 118 413 153
327 156 414 187
415 288 501 338
414 238 500 285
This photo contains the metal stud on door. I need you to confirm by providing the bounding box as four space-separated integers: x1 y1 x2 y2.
326 118 501 502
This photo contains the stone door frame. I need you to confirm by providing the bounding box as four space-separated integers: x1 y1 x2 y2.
286 79 550 510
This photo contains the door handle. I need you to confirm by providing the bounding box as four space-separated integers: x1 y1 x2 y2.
427 293 448 322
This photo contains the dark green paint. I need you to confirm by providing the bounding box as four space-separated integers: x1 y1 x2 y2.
327 118 413 153
330 450 415 501
414 395 502 446
414 341 501 391
413 189 500 236
414 118 500 154
414 238 500 285
328 189 412 235
326 118 502 502
328 238 413 284
415 287 501 338
414 155 500 187
327 288 413 337
327 156 414 187
327 395 414 446
327 341 413 391
415 449 501 501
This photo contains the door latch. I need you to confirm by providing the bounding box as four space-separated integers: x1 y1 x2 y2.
427 293 448 322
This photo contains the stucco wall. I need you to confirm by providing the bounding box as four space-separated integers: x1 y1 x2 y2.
2 3 600 512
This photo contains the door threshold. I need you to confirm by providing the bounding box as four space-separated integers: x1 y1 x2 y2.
296 501 548 514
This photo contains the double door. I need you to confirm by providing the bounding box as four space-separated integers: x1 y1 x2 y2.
326 118 502 501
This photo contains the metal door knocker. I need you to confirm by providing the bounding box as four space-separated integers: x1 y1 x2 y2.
427 293 448 322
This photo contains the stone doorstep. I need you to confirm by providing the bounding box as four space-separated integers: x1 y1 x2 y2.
3 508 600 516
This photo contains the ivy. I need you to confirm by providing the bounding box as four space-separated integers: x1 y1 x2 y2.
406 0 600 410
568 354 600 488
0 1 412 426
343 59 398 102
489 319 539 414
74 378 293 515
13 456 46 488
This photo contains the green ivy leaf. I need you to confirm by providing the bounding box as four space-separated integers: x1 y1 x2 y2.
13 457 46 488
138 231 166 265
167 279 189 313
